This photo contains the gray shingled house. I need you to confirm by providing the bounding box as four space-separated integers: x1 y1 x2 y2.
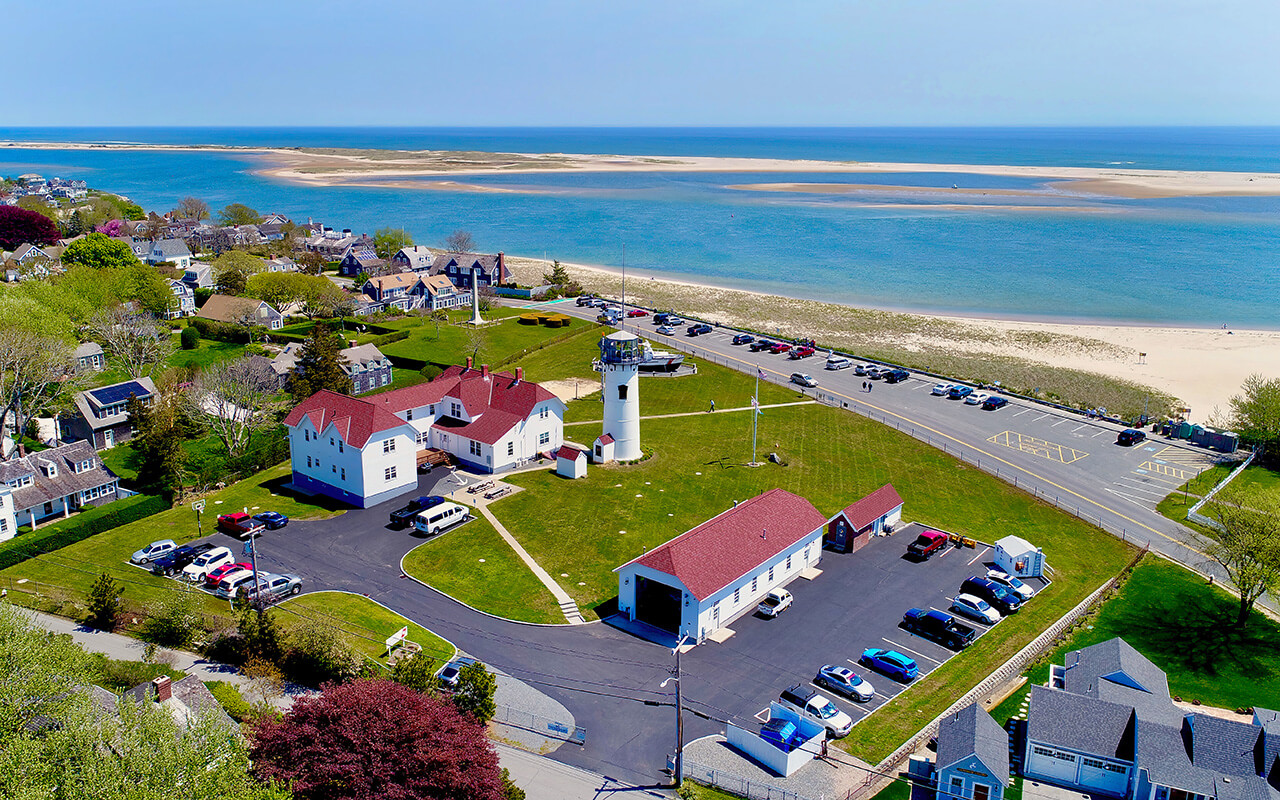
0 440 121 528
64 377 157 450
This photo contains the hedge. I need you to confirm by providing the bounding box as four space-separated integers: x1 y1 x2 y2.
371 330 410 347
0 493 169 571
187 317 261 344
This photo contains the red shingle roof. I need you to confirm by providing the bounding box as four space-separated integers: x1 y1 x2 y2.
597 433 615 445
555 445 584 461
283 390 408 448
432 409 523 446
833 484 903 531
625 489 827 601
375 365 557 418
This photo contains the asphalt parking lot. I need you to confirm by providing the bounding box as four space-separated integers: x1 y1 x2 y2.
676 524 1046 734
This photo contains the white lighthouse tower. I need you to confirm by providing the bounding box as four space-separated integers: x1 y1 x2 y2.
598 330 643 461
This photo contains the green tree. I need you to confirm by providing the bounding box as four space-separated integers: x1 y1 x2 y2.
64 208 87 237
212 251 265 295
296 250 324 275
0 603 95 738
390 652 439 694
286 324 350 402
542 260 571 285
298 280 350 321
62 231 141 270
177 196 210 221
16 196 59 223
246 272 333 314
85 573 125 631
236 603 286 666
502 769 526 800
180 325 201 349
444 229 475 253
128 390 188 500
125 263 177 317
139 587 200 647
218 203 264 226
451 661 497 724
1201 486 1280 627
1228 374 1280 466
281 619 361 688
373 227 414 259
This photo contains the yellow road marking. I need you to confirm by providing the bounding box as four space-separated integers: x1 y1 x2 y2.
987 431 1089 464
1138 461 1193 481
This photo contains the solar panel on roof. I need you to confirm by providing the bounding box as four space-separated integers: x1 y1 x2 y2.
89 381 149 406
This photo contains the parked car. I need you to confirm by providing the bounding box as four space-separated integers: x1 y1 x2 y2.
253 511 289 530
859 648 919 682
627 309 648 318
576 296 596 307
854 364 871 376
769 342 792 355
948 385 974 400
150 543 215 577
790 373 818 388
789 345 816 359
982 396 1009 411
906 529 948 560
950 593 1002 624
932 383 955 396
590 298 608 308
656 325 676 335
732 334 755 345
882 369 910 384
183 546 234 583
215 569 267 600
749 339 775 352
414 502 469 537
663 316 684 326
986 569 1035 600
865 366 883 379
390 496 446 529
965 392 990 406
1117 428 1147 446
130 539 176 565
205 561 253 589
814 664 874 702
244 573 303 603
686 323 713 336
825 356 852 370
902 608 977 650
597 312 621 324
778 684 853 737
960 576 1023 615
437 656 479 688
756 588 793 617
217 512 264 540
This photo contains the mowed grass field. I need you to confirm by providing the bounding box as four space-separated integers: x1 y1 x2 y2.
280 591 456 666
376 307 578 367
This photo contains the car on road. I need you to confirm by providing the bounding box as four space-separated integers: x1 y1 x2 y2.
437 656 479 688
860 648 919 682
789 345 816 359
150 542 215 577
902 608 977 650
932 383 954 396
656 325 676 335
576 296 596 307
950 593 1002 624
253 511 289 530
244 573 303 603
1117 428 1147 446
686 323 713 336
882 369 910 383
948 385 974 400
756 588 793 617
778 684 853 737
982 396 1009 411
790 373 817 388
906 529 948 560
732 334 755 345
966 392 990 406
960 576 1023 615
814 664 874 702
627 309 648 318
390 496 446 529
130 539 176 565
749 339 775 352
825 356 852 370
183 546 234 583
205 561 253 589
986 569 1035 600
769 342 792 355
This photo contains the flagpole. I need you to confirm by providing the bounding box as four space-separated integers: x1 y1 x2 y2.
752 367 759 465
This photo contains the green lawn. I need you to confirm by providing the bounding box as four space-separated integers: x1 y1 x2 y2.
375 308 577 369
279 591 455 666
89 333 245 388
401 516 564 624
1157 462 1279 534
0 463 345 617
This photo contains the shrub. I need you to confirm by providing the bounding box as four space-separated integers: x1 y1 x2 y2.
282 618 362 688
89 654 183 694
180 325 201 350
206 680 258 723
84 573 125 631
139 589 200 648
420 364 443 381
371 330 410 347
517 313 540 325
0 494 169 571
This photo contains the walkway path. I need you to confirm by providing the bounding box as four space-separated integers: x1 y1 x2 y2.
474 503 587 625
497 743 670 800
563 399 816 427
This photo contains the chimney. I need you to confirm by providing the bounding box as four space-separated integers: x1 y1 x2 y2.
153 675 172 703
515 367 523 382
481 364 489 379
349 340 357 348
465 357 473 370
497 251 506 283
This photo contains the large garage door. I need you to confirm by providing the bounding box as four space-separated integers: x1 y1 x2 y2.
635 576 682 634
1028 746 1078 782
1078 758 1128 796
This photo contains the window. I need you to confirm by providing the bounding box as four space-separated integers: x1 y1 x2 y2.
507 442 514 457
768 567 774 581
751 577 758 593
469 440 481 456
338 440 344 453
329 437 334 446
733 588 740 604
1104 764 1127 774
383 439 395 453
416 430 428 446
950 777 965 800
1083 759 1103 769
304 430 310 441
341 468 346 480
451 402 461 417
332 465 336 473
0 518 7 533
539 432 550 446
406 408 413 421
306 456 312 468
540 407 548 419
44 464 57 478
382 373 389 385
618 385 628 400
384 466 397 481
785 555 792 570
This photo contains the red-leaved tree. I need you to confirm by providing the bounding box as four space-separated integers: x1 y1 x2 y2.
0 205 61 249
251 678 504 800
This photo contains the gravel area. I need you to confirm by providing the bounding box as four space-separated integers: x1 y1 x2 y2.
489 664 578 755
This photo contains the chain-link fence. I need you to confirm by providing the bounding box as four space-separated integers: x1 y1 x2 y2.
681 760 824 800
491 702 586 745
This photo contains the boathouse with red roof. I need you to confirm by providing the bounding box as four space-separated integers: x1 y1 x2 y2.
825 483 904 553
614 488 828 643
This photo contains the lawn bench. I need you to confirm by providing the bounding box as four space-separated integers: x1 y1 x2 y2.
484 486 512 500
468 480 496 495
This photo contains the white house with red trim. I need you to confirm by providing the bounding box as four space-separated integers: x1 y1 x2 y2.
284 361 564 506
614 489 828 644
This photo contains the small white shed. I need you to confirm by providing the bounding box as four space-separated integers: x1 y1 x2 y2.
592 433 615 464
555 445 587 479
994 535 1045 578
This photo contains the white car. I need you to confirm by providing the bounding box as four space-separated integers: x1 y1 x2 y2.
966 392 990 406
825 356 852 370
656 325 676 335
757 588 793 617
931 383 954 396
987 569 1036 600
130 539 175 565
951 593 1002 624
182 546 234 582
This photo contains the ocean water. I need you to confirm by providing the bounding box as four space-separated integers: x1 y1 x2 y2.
3 127 1279 327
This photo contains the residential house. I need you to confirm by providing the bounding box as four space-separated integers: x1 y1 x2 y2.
3 243 60 281
0 486 15 542
360 273 421 312
196 294 284 330
73 342 106 373
339 247 387 278
265 256 297 272
271 341 393 395
431 251 508 289
420 274 471 311
0 440 121 529
390 246 435 273
261 212 291 226
257 223 286 241
122 675 238 736
824 483 904 553
167 279 196 318
147 238 193 270
64 378 157 450
111 236 152 261
182 263 214 290
932 705 1009 800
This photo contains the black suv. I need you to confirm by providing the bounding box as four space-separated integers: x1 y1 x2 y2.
686 324 713 336
390 496 446 529
960 576 1023 615
151 543 215 577
902 608 976 650
749 339 775 352
732 334 755 345
882 369 910 384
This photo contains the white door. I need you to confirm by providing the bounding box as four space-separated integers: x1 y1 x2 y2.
1027 746 1078 782
103 428 115 449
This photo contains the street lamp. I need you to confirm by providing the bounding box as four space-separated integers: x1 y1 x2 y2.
660 635 691 788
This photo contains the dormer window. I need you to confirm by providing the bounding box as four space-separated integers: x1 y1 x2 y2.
43 463 57 478
406 408 413 421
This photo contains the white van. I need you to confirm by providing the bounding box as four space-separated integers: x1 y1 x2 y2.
825 356 852 370
414 502 468 536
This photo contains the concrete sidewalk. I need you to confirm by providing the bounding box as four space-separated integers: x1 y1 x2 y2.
497 744 671 800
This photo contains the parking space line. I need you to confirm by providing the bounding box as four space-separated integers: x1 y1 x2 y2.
1129 471 1182 487
1012 408 1030 417
1113 481 1169 499
882 638 943 665
1071 424 1088 433
1033 413 1051 422
1051 418 1070 427
1092 429 1109 438
967 546 990 566
1104 487 1155 506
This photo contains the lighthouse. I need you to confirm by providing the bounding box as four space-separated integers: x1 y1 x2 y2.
598 330 643 461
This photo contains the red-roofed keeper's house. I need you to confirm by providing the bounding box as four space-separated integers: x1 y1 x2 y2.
825 483 903 553
614 489 828 644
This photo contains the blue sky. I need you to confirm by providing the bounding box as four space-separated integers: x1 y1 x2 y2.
9 0 1278 126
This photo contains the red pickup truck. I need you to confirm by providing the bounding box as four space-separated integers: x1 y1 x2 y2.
907 530 949 560
789 346 816 359
217 512 265 539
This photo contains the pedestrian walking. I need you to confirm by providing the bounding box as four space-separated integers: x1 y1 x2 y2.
709 399 715 413
868 382 872 393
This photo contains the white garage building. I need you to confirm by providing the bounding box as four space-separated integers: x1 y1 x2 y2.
614 489 828 644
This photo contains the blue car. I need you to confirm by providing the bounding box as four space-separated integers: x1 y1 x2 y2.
253 511 289 530
860 648 920 682
948 385 974 400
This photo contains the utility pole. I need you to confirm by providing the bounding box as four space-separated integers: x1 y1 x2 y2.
243 506 262 615
662 635 690 788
